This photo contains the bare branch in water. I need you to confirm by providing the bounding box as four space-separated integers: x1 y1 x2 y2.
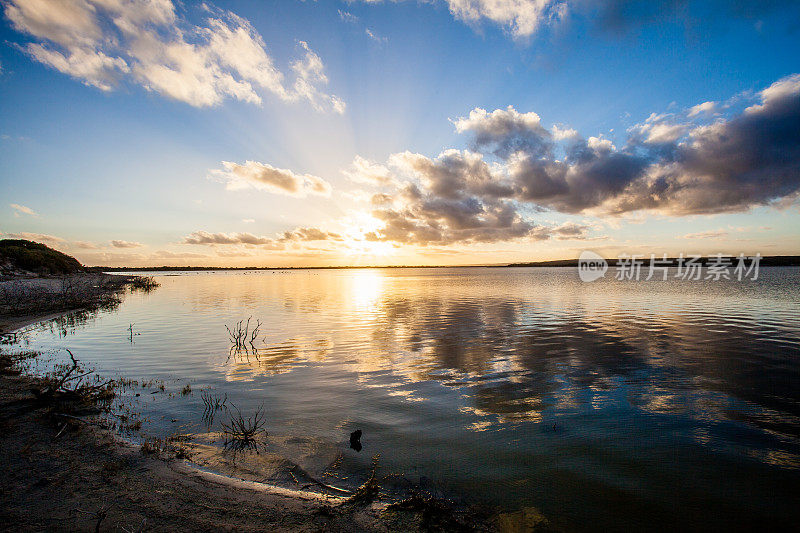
221 403 267 451
225 316 264 354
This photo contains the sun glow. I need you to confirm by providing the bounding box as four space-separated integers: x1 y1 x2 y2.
337 212 397 260
347 268 386 311
342 239 396 257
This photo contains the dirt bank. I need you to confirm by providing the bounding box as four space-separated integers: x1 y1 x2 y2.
0 274 135 335
0 366 395 532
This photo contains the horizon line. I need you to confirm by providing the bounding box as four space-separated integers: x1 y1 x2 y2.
95 254 800 271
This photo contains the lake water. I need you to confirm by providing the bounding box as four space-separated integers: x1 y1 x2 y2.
13 267 800 531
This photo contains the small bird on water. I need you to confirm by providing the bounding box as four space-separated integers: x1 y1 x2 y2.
350 429 362 452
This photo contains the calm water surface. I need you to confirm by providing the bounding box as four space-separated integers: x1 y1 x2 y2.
14 267 800 531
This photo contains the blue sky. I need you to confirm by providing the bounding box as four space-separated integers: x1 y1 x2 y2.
1 0 799 266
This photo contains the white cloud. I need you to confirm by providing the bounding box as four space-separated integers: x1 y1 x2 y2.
551 124 579 140
280 227 343 242
629 112 688 144
290 41 346 113
454 105 552 158
338 9 359 23
73 241 101 249
446 0 567 38
211 160 332 197
2 231 64 245
688 101 718 117
150 250 209 259
454 105 544 137
5 0 344 112
110 240 143 248
343 155 395 185
357 0 567 39
643 123 687 144
9 203 38 217
746 73 800 114
587 136 614 152
182 230 281 247
682 230 729 239
365 28 387 44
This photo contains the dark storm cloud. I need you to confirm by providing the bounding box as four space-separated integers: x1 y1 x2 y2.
460 74 800 216
509 143 650 213
356 73 800 246
607 74 800 214
363 150 596 245
390 149 515 200
370 149 536 245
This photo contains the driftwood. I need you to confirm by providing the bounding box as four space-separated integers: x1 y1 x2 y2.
30 349 115 406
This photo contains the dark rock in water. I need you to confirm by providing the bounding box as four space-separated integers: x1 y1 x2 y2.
350 429 362 452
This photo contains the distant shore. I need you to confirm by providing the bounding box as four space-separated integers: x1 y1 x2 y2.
91 255 800 271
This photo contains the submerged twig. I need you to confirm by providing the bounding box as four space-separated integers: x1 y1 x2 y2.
345 454 381 506
75 502 112 533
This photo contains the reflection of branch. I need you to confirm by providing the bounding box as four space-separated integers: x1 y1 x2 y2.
201 389 227 427
226 317 255 350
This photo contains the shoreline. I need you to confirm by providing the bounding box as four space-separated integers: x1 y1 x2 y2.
0 369 391 531
0 279 503 532
0 311 399 531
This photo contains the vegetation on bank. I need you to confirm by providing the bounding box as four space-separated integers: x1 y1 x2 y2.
0 275 127 317
0 274 159 321
0 239 85 276
0 240 159 319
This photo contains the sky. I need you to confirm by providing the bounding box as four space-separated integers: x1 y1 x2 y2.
1 0 799 267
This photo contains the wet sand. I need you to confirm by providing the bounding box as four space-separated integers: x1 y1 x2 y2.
0 367 393 532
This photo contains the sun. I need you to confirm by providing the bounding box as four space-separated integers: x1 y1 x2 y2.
335 212 398 260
